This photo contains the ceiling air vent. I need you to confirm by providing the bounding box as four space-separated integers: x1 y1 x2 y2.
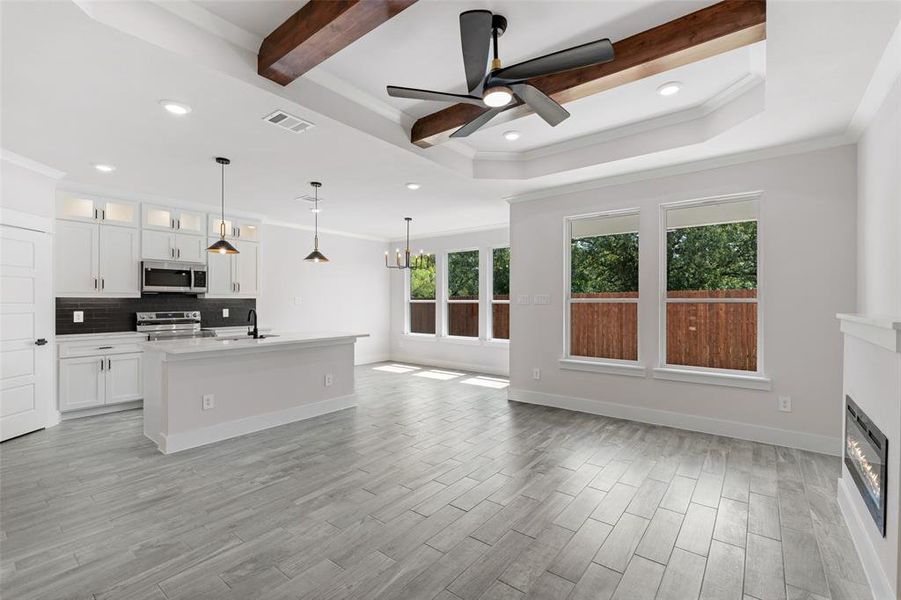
263 110 315 134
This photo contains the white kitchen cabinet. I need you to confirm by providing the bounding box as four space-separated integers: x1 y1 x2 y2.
58 355 106 411
143 204 206 235
55 220 140 297
142 231 206 263
99 226 140 294
204 238 260 297
208 216 261 242
58 335 145 413
55 220 99 296
106 353 142 404
57 192 138 227
235 241 260 297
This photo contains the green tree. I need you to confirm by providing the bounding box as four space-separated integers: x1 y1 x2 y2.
571 233 639 294
493 247 510 298
448 250 479 298
667 222 757 290
410 261 436 299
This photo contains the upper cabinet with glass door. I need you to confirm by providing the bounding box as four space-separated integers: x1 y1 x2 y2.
142 204 206 236
208 215 261 242
57 192 138 228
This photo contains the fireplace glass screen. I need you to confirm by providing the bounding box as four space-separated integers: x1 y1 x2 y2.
844 395 888 536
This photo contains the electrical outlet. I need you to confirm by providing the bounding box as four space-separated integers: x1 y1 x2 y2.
73 311 84 323
516 294 531 305
222 308 229 318
293 296 303 306
202 394 215 410
778 396 792 412
532 368 541 380
324 373 334 387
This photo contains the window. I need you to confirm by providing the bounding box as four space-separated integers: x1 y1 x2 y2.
663 197 759 372
566 211 639 361
491 247 510 340
447 250 479 337
408 260 436 334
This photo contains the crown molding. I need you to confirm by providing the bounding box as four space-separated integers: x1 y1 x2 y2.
504 134 854 204
149 0 261 53
390 222 508 244
847 20 901 138
1 149 66 180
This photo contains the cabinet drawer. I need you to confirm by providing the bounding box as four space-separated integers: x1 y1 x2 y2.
59 341 144 358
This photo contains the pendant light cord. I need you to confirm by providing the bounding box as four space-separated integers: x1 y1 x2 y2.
220 162 226 239
314 188 319 249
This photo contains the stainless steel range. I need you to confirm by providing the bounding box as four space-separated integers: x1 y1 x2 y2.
137 311 213 341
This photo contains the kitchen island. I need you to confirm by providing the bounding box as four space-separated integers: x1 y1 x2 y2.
141 332 367 454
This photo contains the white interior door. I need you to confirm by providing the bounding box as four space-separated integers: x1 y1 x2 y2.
0 225 51 441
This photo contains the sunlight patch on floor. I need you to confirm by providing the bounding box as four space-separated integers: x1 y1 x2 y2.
461 376 509 389
413 369 465 380
372 364 421 373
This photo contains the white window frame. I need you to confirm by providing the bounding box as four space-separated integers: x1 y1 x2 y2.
445 248 480 340
654 191 770 390
405 259 437 337
489 245 510 342
562 208 645 376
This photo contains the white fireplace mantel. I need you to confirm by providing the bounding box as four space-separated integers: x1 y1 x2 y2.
837 313 901 353
837 312 901 600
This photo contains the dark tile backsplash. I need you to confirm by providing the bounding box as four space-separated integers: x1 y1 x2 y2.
56 295 256 335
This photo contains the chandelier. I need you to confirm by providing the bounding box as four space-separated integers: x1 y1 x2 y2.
385 217 432 270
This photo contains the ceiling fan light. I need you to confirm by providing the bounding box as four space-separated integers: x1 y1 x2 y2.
483 86 513 107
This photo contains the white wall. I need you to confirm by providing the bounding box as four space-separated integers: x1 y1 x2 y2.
1 153 59 218
258 224 390 365
857 76 901 317
389 227 510 376
509 145 858 453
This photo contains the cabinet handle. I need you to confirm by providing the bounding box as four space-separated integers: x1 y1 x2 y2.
35 338 48 346
177 219 181 230
101 209 106 220
107 358 111 370
98 346 113 350
93 276 98 290
177 248 181 259
100 359 104 371
101 278 105 290
236 227 241 238
93 208 98 220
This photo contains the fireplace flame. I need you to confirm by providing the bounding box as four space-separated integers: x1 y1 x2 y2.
847 436 881 501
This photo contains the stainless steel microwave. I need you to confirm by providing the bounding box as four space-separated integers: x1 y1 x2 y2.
141 261 207 294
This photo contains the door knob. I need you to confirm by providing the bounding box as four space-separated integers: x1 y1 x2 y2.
35 338 48 346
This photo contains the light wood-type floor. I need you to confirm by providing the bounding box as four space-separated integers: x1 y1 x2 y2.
1 363 871 600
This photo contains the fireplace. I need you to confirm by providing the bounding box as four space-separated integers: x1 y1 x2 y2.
845 395 888 536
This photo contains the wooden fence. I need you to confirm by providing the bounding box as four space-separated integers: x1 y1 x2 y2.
412 289 756 371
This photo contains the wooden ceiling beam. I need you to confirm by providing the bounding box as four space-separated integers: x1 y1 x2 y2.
259 0 418 86
411 0 766 148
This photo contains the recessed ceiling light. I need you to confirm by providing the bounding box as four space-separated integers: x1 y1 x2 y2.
160 100 192 115
93 163 115 173
405 182 421 190
657 82 682 97
503 130 521 141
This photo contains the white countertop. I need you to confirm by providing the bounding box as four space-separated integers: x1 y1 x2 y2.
141 332 368 357
57 331 148 342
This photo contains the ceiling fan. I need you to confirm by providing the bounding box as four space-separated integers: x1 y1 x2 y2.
386 10 614 138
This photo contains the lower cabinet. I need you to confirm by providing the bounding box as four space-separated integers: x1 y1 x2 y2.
59 351 142 412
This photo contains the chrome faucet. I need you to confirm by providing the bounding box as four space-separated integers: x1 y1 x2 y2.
247 309 259 339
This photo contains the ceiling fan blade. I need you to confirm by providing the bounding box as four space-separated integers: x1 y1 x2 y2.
450 107 505 138
493 38 614 81
511 83 570 126
386 86 484 106
459 10 493 93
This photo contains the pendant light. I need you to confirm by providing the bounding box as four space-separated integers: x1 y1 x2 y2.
207 157 239 255
385 217 431 270
303 181 328 263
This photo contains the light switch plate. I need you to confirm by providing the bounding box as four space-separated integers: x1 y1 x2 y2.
778 396 792 412
222 308 229 318
73 311 84 323
202 394 215 410
324 373 333 387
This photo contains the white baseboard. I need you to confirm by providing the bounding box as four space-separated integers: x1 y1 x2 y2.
837 473 896 600
507 388 840 455
389 354 509 377
154 394 356 454
355 353 391 366
60 400 142 421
